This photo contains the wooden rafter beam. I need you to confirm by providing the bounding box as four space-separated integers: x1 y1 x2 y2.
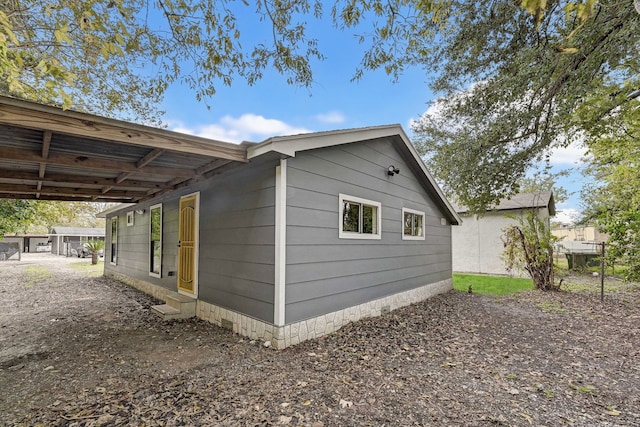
0 183 146 198
0 97 247 162
38 130 51 179
0 170 172 190
0 192 134 203
115 172 132 184
36 130 52 198
101 148 167 195
137 148 165 168
0 146 195 178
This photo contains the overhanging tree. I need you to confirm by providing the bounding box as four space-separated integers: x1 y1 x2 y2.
4 1 602 117
0 199 37 236
1 0 450 117
411 0 639 213
580 89 640 280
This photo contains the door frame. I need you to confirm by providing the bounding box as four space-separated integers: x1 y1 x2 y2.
177 191 200 298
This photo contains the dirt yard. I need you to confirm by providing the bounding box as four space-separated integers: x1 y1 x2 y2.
1 254 639 426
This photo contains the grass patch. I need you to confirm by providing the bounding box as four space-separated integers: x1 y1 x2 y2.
24 265 52 288
453 274 534 295
569 382 597 394
69 261 104 276
535 301 567 313
560 282 622 293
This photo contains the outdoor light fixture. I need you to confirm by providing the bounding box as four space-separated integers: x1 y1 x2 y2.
387 165 400 176
135 209 145 215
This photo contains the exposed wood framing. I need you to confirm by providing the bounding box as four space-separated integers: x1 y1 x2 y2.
0 96 251 203
0 98 247 161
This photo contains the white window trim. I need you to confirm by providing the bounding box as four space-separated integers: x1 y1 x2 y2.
126 211 134 226
339 193 382 240
402 207 426 240
149 203 162 278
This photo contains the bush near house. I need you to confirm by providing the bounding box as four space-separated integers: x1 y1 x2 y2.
84 240 105 265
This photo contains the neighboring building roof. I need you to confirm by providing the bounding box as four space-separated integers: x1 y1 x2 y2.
49 226 105 236
3 234 49 238
456 191 556 216
247 125 461 225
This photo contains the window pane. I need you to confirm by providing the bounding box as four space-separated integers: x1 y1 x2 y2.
111 218 117 242
414 214 423 236
362 205 376 234
150 207 161 274
343 201 360 232
404 212 413 235
151 208 161 241
111 217 117 263
151 241 161 274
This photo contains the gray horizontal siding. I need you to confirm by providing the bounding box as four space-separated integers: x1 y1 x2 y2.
105 157 278 323
196 159 277 323
104 199 181 293
285 138 452 323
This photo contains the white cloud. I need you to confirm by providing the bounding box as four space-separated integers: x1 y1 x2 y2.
549 141 586 165
315 111 346 124
170 114 311 143
553 208 581 225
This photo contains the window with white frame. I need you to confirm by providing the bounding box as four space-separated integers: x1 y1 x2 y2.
149 204 162 277
110 216 118 264
126 211 134 226
339 194 382 239
402 208 425 240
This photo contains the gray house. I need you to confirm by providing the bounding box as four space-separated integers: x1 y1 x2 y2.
49 226 105 256
452 191 556 276
103 126 460 348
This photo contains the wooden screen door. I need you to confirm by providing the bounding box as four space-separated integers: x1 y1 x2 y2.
178 193 198 295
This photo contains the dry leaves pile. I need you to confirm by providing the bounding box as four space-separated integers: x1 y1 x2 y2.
1 255 639 426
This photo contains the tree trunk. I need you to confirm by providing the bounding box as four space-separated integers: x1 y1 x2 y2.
91 251 98 265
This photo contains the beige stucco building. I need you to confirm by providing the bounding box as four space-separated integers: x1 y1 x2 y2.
552 225 609 245
452 192 555 276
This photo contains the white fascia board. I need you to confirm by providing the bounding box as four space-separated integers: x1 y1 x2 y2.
392 129 462 225
247 125 402 159
247 124 461 225
96 203 136 218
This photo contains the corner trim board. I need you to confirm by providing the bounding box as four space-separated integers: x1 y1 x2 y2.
274 159 287 326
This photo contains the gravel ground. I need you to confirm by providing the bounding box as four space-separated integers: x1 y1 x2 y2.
1 253 639 426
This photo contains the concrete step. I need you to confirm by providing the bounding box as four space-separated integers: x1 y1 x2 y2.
151 304 184 320
151 291 196 320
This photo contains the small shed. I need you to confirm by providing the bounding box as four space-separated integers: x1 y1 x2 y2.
2 234 50 253
49 226 105 256
452 191 556 276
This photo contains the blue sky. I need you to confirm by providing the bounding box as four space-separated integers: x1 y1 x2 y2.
156 12 586 223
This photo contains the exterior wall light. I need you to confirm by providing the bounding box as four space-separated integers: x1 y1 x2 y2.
387 165 400 176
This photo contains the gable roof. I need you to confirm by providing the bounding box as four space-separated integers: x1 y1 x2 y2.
456 191 556 216
49 226 105 236
247 125 461 225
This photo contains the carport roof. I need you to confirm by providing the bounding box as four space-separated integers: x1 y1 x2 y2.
0 96 249 203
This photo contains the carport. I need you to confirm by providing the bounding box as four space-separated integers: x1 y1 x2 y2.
0 96 248 204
